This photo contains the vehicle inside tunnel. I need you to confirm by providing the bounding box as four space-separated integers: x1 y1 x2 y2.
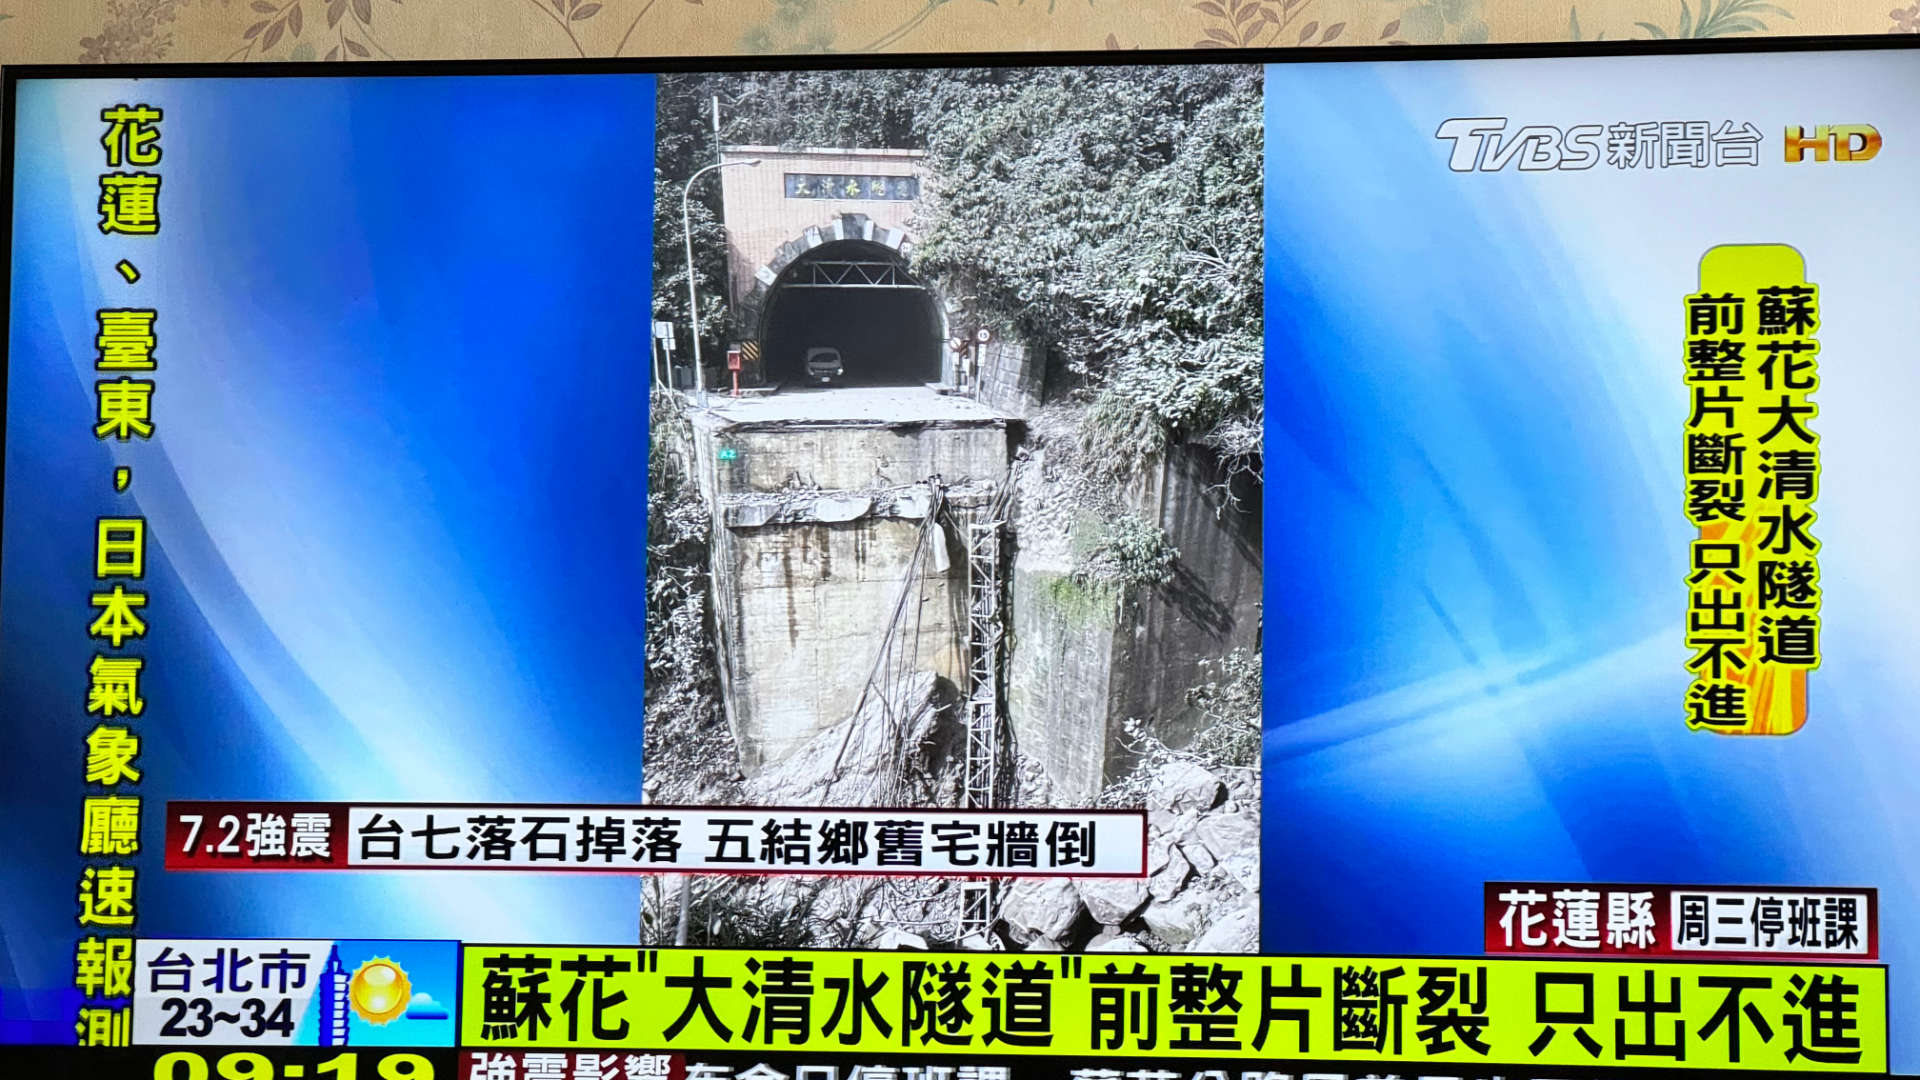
760 240 943 388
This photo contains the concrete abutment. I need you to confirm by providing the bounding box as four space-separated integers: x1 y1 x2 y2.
686 390 1260 802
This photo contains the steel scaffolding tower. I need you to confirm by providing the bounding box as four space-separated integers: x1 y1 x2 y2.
957 501 1006 942
962 513 1002 809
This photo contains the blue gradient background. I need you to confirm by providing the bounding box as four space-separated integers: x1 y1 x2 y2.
1261 52 1920 1070
2 74 653 1039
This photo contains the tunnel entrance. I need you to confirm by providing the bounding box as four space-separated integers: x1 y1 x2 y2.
760 240 942 388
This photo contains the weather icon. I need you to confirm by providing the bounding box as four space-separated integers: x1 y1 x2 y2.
347 958 412 1026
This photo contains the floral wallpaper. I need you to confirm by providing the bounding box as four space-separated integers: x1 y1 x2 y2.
0 0 1910 67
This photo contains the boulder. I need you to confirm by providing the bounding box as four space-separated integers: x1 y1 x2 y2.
1222 767 1260 805
1191 812 1260 868
1191 905 1259 954
1146 835 1176 877
1148 844 1191 902
1179 835 1217 875
1076 875 1150 927
1141 893 1210 945
999 879 1083 945
1087 932 1150 953
1150 761 1224 815
1216 850 1260 894
1159 809 1199 847
876 928 928 951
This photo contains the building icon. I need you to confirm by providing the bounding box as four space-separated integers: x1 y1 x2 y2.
317 945 350 1047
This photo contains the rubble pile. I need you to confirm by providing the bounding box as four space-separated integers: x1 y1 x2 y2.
656 673 971 949
745 671 961 808
998 758 1261 954
648 673 1260 954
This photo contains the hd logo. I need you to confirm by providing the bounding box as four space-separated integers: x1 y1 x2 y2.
1784 124 1881 163
1435 118 1605 172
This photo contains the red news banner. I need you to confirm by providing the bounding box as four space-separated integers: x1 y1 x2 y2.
163 802 1149 877
1484 881 1877 962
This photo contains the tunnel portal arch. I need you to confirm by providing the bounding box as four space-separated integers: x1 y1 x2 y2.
759 240 943 388
737 214 950 389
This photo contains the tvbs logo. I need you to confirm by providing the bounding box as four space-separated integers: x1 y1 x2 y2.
1784 124 1880 163
1435 118 1605 172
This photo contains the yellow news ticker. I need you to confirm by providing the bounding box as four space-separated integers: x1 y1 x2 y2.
458 946 1886 1072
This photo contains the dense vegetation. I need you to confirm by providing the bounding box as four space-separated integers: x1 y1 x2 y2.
640 392 740 806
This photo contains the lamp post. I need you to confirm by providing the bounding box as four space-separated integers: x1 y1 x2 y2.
681 158 760 407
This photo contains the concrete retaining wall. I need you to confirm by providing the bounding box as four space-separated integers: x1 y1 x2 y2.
1111 444 1263 751
1007 567 1126 805
974 339 1046 419
1007 443 1262 805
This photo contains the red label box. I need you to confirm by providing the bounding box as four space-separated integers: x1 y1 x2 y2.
163 801 348 870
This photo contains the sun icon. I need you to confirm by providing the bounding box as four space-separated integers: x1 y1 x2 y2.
347 958 412 1026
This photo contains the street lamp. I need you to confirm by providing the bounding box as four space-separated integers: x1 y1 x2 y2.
681 158 760 407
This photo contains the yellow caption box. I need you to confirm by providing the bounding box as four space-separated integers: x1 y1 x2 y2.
459 946 1885 1072
1685 244 1821 735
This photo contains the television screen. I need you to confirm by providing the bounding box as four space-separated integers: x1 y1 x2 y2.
3 36 1914 1079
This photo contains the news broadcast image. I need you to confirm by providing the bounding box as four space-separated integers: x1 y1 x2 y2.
3 39 1917 1080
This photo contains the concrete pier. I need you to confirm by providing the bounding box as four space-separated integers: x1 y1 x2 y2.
687 388 1011 774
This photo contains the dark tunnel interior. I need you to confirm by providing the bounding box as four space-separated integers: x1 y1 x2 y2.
760 242 942 388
